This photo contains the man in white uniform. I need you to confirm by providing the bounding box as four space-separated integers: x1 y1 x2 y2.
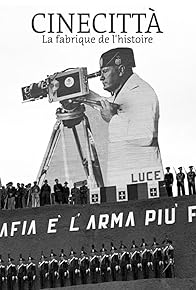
97 47 163 187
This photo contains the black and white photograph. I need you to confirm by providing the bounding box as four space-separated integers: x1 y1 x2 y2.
0 0 196 289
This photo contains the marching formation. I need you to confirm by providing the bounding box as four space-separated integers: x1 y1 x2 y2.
0 237 174 289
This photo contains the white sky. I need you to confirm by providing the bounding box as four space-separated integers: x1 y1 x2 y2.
0 1 195 196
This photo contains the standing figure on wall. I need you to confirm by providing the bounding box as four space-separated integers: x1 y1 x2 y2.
40 180 51 206
53 179 64 204
176 167 185 196
164 167 174 197
187 166 196 195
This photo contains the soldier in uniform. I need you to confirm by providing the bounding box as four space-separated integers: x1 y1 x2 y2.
17 254 27 290
0 256 6 289
40 180 51 206
0 186 7 209
58 249 69 287
119 241 130 281
164 167 174 197
176 167 185 196
79 247 89 284
19 183 27 208
31 181 40 207
62 181 70 204
130 240 141 280
162 239 175 278
48 250 58 288
26 256 36 290
71 183 80 204
140 239 152 279
6 182 17 210
38 252 49 289
16 183 23 209
187 166 196 195
99 244 110 282
6 255 17 290
89 245 100 283
68 249 79 286
79 182 88 205
53 179 64 204
26 183 32 207
151 238 163 278
109 242 120 281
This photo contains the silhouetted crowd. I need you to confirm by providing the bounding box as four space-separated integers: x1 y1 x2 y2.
1 165 195 211
0 237 174 289
0 179 89 210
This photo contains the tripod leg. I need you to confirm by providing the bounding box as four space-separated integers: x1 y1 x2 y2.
37 121 61 185
27 190 31 207
82 118 97 188
72 126 89 178
3 196 8 209
84 115 104 187
60 122 70 181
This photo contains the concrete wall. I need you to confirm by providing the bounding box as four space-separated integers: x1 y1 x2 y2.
0 195 196 279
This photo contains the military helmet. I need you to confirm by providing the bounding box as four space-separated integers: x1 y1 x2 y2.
100 47 135 69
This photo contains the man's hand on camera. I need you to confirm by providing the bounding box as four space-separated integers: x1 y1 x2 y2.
100 99 118 123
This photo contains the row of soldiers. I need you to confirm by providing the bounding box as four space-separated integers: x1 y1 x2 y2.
0 238 174 289
164 166 196 197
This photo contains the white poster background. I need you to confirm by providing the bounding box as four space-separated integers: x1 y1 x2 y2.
0 1 195 197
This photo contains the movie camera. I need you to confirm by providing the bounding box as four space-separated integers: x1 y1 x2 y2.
22 67 104 188
22 67 101 109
